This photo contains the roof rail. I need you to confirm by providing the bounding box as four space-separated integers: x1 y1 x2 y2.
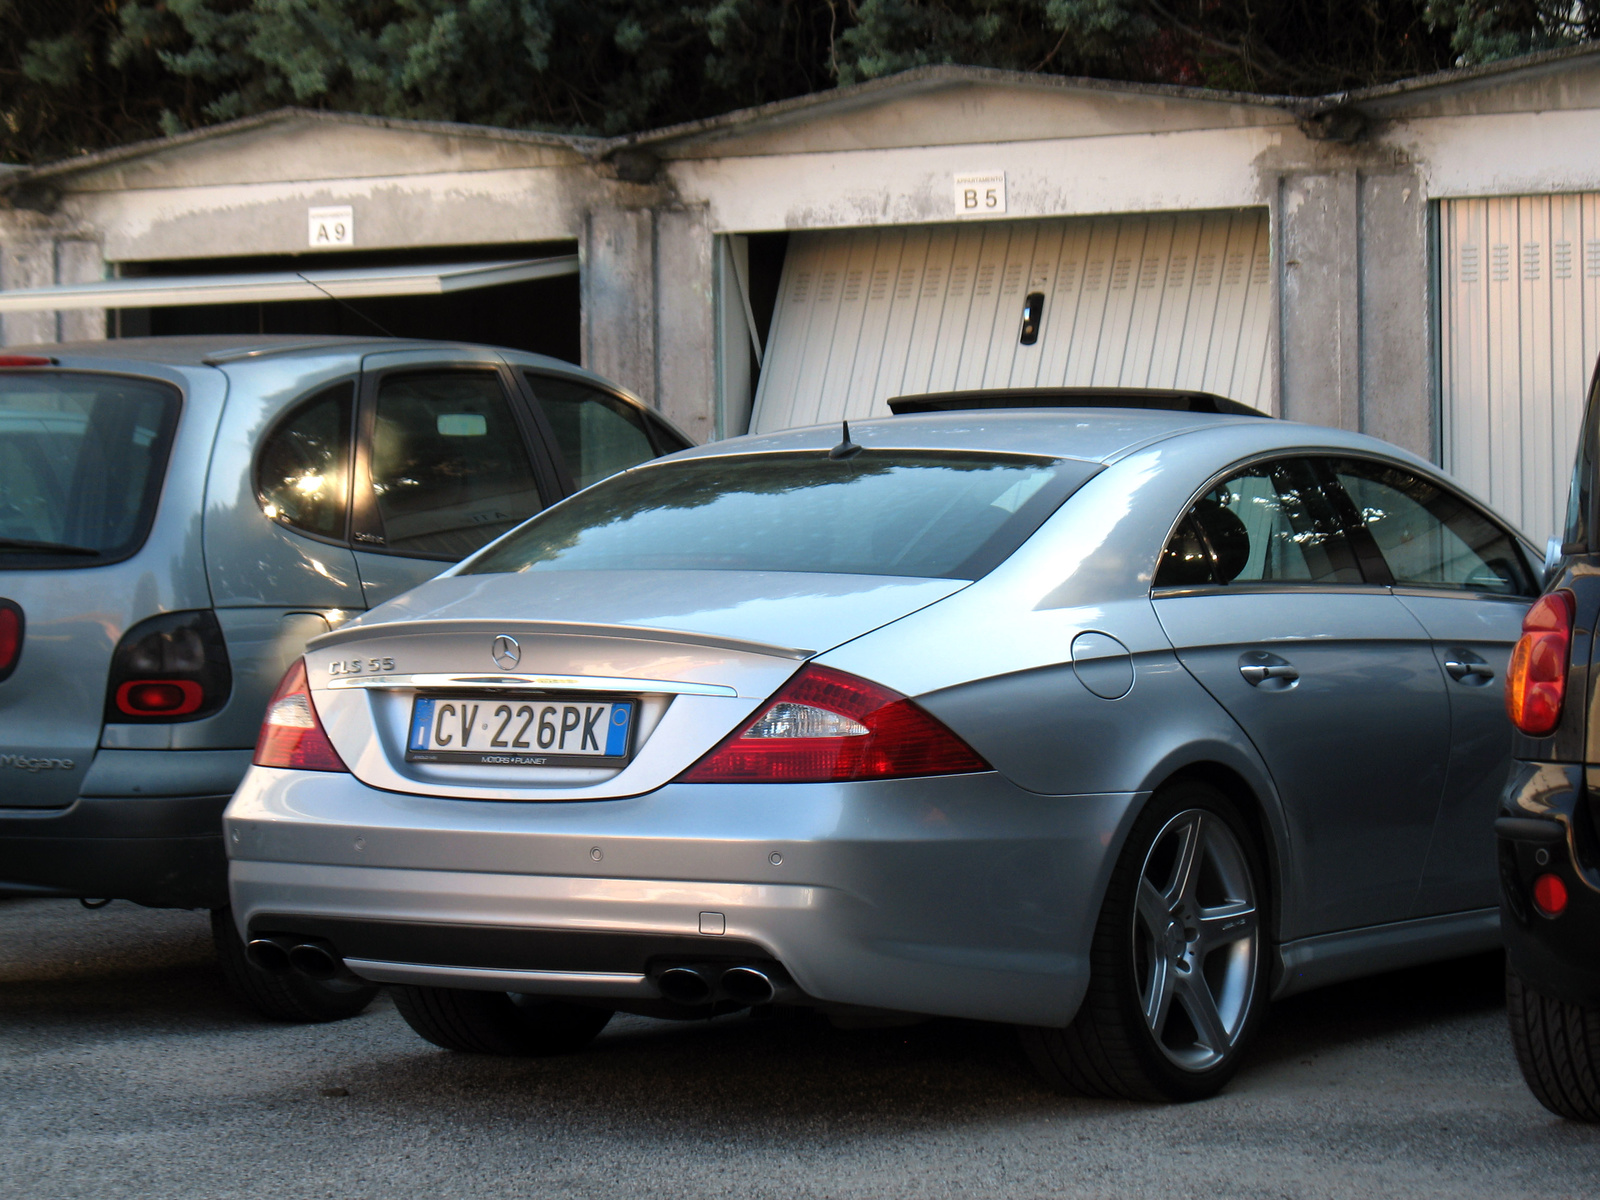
887 387 1268 418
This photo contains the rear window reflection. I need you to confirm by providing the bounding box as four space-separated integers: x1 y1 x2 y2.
0 372 178 564
463 450 1098 581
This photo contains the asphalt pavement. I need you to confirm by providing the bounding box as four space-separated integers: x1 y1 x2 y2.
2 896 1598 1200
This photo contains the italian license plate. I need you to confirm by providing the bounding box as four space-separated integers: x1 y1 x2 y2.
405 695 635 767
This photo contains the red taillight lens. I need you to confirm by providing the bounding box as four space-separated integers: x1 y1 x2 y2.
253 659 347 772
1506 591 1575 736
116 679 204 716
679 663 989 783
103 610 232 724
1532 872 1569 918
0 355 55 367
0 600 22 682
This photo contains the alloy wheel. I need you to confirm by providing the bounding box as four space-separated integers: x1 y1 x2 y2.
1132 807 1260 1072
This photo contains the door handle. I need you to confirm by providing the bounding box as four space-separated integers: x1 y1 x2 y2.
1238 651 1299 688
1444 654 1494 684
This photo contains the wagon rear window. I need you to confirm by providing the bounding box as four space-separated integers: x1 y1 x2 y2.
462 449 1098 580
0 372 179 567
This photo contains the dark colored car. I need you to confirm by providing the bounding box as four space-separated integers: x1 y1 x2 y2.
1500 359 1600 1121
0 336 689 1021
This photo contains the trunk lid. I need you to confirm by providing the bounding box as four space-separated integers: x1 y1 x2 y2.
305 569 965 800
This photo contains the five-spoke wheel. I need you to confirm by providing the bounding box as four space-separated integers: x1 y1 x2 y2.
1133 807 1260 1073
1021 779 1270 1102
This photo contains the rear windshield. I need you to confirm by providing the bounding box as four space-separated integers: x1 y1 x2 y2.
462 450 1098 580
0 372 180 567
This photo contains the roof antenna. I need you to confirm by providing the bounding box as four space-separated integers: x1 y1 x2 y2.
829 420 862 460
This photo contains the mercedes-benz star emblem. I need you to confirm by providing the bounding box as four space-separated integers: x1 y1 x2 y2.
491 635 521 670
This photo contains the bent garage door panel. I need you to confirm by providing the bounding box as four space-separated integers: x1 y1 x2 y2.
751 209 1273 433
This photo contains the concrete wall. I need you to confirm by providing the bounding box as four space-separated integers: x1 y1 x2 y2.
1274 160 1433 458
580 206 717 442
0 213 106 345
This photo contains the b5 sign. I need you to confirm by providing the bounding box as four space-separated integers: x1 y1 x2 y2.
954 172 1007 217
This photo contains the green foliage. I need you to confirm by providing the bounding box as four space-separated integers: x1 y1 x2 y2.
0 0 1589 165
1423 0 1599 64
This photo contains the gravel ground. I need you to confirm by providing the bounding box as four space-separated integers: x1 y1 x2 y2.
2 896 1598 1200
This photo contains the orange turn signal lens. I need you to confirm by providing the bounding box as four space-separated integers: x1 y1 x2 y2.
1506 591 1575 736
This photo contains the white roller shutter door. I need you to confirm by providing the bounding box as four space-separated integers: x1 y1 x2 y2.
1440 195 1600 544
750 209 1273 434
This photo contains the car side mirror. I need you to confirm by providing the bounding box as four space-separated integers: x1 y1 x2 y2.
1543 535 1563 586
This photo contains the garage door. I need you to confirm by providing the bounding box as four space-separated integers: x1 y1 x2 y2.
1440 194 1600 544
749 209 1272 434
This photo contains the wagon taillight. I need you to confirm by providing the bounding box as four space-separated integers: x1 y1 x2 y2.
1506 590 1576 736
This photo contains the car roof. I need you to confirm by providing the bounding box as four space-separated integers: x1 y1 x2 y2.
671 408 1277 466
15 334 487 366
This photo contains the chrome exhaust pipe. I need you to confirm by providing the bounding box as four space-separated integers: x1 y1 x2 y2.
286 941 344 981
720 965 776 1005
657 965 714 1005
245 937 291 974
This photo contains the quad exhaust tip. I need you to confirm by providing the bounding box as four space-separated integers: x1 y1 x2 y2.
245 937 291 974
657 966 714 1005
654 962 787 1007
720 966 776 1005
245 935 348 982
286 941 343 981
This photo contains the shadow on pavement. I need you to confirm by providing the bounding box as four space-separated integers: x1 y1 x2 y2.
1250 948 1505 1069
0 896 1513 1130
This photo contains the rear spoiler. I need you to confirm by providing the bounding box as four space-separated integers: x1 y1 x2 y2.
888 387 1268 418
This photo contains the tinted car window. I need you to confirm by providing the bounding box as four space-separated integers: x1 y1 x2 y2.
463 450 1099 580
526 374 659 490
370 371 542 559
1329 458 1535 596
256 383 352 540
0 371 178 565
1156 459 1361 587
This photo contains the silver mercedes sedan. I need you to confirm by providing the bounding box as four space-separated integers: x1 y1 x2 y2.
224 392 1539 1101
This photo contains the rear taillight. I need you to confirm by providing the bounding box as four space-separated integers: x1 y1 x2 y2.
1506 591 1576 736
0 355 55 367
105 610 232 722
254 658 347 772
679 663 989 783
0 600 23 682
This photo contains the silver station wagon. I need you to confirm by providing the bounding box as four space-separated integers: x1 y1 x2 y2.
0 336 688 1019
224 392 1538 1098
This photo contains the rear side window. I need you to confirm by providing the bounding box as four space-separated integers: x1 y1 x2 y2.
369 371 542 559
526 373 659 490
256 383 353 540
1328 458 1536 596
463 450 1098 580
1156 459 1361 587
0 371 178 567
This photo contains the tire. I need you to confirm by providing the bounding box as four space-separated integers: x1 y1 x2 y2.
392 985 614 1055
210 907 379 1023
1506 966 1600 1121
1021 780 1270 1102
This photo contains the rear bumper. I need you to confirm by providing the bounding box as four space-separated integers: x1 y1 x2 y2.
1497 761 1600 1005
0 794 230 908
225 767 1141 1026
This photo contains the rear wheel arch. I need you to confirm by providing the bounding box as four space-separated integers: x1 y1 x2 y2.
1142 761 1285 953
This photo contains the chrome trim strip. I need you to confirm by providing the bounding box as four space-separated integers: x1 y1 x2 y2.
343 958 657 997
311 618 814 660
326 672 738 697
